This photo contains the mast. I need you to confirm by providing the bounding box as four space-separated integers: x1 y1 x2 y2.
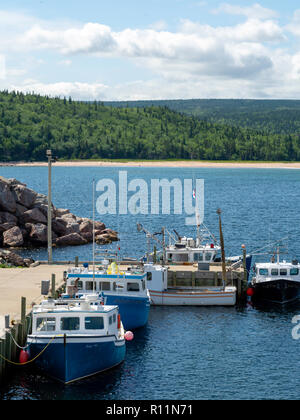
92 179 96 291
217 208 226 291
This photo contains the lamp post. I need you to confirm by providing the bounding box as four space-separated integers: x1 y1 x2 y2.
46 149 53 264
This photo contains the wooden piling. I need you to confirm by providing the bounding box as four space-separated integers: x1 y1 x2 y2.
51 274 56 298
0 339 5 381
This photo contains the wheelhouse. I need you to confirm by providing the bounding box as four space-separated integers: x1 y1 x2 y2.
31 300 121 337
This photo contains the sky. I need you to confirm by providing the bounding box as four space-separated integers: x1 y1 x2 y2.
1 0 300 100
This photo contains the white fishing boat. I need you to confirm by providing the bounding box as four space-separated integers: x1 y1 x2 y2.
144 264 236 306
138 222 221 267
63 261 151 330
26 295 128 384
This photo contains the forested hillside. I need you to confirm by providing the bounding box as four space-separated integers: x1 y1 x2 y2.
105 99 300 135
0 90 300 162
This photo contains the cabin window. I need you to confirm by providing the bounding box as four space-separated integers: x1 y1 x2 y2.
113 313 116 323
85 317 104 330
205 253 212 262
174 254 188 262
36 317 56 332
271 269 279 276
193 253 203 262
280 269 287 276
147 272 152 281
70 280 83 290
109 316 113 325
290 268 299 276
86 281 97 291
259 269 269 276
100 282 111 291
127 282 140 292
142 279 146 290
60 317 80 331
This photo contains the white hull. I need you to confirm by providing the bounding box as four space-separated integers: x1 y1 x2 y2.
149 287 236 306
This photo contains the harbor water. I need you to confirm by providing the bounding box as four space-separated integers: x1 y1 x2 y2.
0 166 300 400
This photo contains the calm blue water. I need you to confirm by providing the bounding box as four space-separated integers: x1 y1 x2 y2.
0 166 300 400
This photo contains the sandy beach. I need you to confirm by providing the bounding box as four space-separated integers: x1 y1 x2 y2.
1 160 300 169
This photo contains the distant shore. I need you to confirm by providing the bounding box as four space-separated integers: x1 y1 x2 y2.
1 160 300 169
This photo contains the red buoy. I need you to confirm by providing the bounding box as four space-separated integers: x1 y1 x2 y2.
125 331 134 341
247 288 254 297
19 350 29 364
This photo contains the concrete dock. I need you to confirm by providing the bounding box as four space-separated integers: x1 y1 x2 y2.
0 264 71 322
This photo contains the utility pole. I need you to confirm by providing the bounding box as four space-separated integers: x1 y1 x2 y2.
47 149 54 264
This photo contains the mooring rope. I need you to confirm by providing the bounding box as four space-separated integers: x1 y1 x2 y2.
5 317 33 351
0 335 58 366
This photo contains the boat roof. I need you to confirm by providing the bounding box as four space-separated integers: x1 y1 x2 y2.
67 269 146 280
32 300 118 315
256 261 299 268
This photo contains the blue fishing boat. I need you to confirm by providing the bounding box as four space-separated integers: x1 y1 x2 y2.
63 262 151 330
26 295 126 384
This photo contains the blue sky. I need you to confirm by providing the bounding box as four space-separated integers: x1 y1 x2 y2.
1 1 300 100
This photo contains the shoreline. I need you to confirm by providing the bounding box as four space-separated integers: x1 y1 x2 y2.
1 160 300 169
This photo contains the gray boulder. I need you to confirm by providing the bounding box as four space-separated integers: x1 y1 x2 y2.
55 208 70 217
52 218 67 235
21 208 47 225
0 178 17 213
56 233 88 246
79 220 93 234
0 222 17 233
27 223 48 244
15 203 28 217
13 184 37 208
0 212 18 225
3 226 24 247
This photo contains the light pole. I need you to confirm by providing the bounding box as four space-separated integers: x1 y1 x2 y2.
46 149 54 264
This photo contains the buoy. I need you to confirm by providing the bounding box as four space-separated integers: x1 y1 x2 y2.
19 350 29 364
247 287 254 297
125 331 134 341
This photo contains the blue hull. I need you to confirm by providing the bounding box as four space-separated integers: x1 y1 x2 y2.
103 295 150 330
28 337 126 384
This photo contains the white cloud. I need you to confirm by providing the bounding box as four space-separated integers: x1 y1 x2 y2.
213 3 278 20
286 10 300 37
148 20 168 31
1 6 300 100
10 81 109 100
16 18 284 83
0 54 5 79
59 59 72 66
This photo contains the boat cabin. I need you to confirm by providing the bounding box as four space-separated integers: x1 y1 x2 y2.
166 239 220 264
31 298 121 337
253 260 300 284
64 266 148 298
144 264 168 292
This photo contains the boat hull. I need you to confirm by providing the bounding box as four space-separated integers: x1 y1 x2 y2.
27 335 126 384
149 288 236 306
102 294 150 330
252 279 300 304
